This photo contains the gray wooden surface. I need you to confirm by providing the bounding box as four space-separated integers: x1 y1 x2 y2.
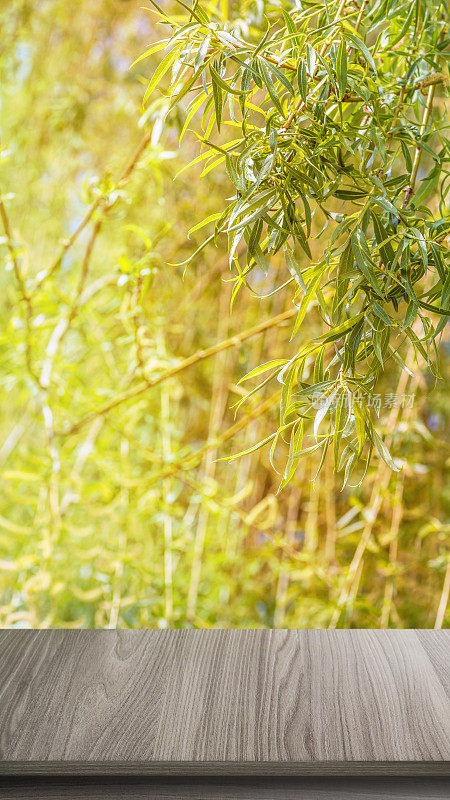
0 777 449 799
0 630 449 776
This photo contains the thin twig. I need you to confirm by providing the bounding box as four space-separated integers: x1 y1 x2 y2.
60 307 296 437
402 83 436 208
273 485 302 627
324 455 337 562
329 362 415 628
144 390 282 488
39 220 102 390
159 331 174 624
0 198 24 295
35 132 152 289
107 437 129 629
187 282 232 621
354 0 369 32
0 198 41 386
380 475 404 628
36 197 103 290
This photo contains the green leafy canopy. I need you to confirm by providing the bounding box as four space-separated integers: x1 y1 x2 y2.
141 0 449 488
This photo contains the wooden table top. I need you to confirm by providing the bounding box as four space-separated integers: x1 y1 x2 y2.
0 630 448 776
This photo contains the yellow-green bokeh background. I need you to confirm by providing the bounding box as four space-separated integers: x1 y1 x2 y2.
0 0 448 628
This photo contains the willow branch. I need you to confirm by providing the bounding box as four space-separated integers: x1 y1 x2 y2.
283 0 349 132
402 83 436 208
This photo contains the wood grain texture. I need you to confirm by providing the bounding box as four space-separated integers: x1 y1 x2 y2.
0 777 449 800
416 630 450 697
0 630 448 777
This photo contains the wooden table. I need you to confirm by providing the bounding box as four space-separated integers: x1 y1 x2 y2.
0 630 448 797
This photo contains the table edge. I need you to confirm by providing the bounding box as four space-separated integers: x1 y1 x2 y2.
0 761 449 777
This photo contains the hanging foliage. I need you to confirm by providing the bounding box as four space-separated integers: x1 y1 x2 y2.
141 0 449 488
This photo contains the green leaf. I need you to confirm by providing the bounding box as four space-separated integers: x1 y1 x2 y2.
332 241 354 321
211 72 223 131
440 268 450 313
333 188 367 200
166 0 205 23
194 33 211 70
401 141 412 173
280 361 298 424
168 62 206 108
223 431 277 461
295 380 334 400
373 430 400 471
143 47 179 103
372 326 385 368
343 316 364 372
371 211 395 269
253 18 271 57
401 300 418 331
319 313 364 345
313 346 325 383
372 301 392 326
292 270 322 336
258 58 284 115
297 59 307 105
333 400 347 470
179 90 208 142
430 243 446 284
353 401 366 458
336 39 348 98
209 64 248 96
240 359 287 383
342 452 357 489
281 9 302 49
279 419 304 490
227 190 276 233
351 229 384 297
344 32 377 72
305 43 317 76
387 345 414 377
188 212 223 237
131 39 171 68
285 248 306 290
314 438 330 481
262 58 294 96
371 196 400 218
403 326 432 369
314 388 338 441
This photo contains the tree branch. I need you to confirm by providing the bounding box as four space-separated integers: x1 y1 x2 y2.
60 307 296 437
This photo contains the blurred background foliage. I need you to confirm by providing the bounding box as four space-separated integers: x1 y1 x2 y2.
0 0 448 629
